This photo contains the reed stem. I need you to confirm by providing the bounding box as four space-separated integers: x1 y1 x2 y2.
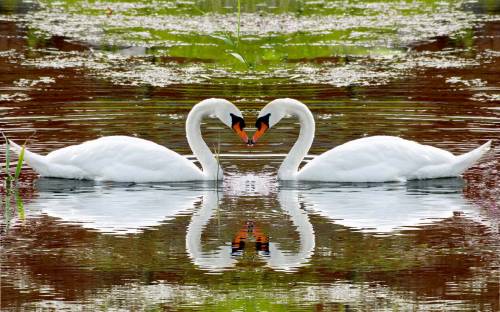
237 0 241 46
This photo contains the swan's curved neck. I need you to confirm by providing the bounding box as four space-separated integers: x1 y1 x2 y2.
186 104 221 179
278 102 315 180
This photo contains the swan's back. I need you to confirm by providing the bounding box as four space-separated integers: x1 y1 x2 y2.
43 136 203 182
298 136 462 182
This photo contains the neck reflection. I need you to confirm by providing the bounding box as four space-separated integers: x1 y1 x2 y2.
185 186 316 272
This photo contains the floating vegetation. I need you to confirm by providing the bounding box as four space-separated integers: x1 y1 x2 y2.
402 52 482 69
10 45 493 88
4 0 494 87
13 76 55 89
27 0 484 46
470 93 500 102
446 76 487 88
293 61 396 87
0 93 31 102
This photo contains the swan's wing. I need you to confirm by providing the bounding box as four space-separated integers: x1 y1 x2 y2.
299 136 455 182
45 136 203 182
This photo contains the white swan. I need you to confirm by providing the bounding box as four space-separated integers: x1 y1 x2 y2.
8 98 249 182
252 98 492 182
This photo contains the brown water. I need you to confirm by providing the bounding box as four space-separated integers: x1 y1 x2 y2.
1 0 499 311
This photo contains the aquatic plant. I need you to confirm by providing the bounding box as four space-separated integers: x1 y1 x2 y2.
236 0 241 46
1 134 26 231
209 0 250 68
2 133 25 187
213 134 222 186
18 0 489 88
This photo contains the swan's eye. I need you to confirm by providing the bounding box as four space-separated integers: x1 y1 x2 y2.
230 113 246 129
255 113 270 130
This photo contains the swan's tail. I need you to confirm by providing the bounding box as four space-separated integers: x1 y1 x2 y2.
452 140 492 175
7 140 50 176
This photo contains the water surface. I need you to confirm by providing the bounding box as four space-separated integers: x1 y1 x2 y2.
1 0 499 311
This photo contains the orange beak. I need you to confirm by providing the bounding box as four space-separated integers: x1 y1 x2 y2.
232 122 249 143
252 123 268 144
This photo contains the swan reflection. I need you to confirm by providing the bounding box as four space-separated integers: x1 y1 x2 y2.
186 186 315 272
23 177 486 273
25 178 316 272
185 191 237 271
292 178 485 233
27 178 208 234
265 189 315 271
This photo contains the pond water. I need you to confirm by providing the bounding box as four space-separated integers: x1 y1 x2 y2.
1 0 499 310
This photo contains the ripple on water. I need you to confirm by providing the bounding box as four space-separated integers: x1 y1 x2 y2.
1 0 499 311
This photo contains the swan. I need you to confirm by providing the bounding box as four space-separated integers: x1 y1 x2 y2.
8 98 249 182
251 98 492 182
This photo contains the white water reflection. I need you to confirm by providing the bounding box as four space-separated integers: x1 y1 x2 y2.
26 179 207 234
291 178 487 233
264 189 315 272
22 178 315 272
22 176 488 273
185 191 237 271
186 179 315 272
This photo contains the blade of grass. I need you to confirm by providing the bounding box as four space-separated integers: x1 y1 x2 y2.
209 34 235 47
222 33 235 47
213 146 220 182
5 139 10 179
4 193 11 232
14 144 25 181
229 52 247 65
2 133 12 180
15 190 25 221
191 4 205 15
213 131 222 187
217 133 220 182
237 0 241 46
